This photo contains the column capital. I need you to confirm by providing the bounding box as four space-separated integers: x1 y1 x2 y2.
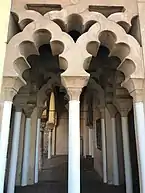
98 106 105 119
61 75 89 100
37 107 44 119
114 98 132 117
122 78 144 102
130 89 144 103
45 122 54 132
94 107 101 120
23 104 36 118
1 77 25 101
106 104 117 118
1 88 17 102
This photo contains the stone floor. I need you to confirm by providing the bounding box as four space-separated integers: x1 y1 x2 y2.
15 156 125 193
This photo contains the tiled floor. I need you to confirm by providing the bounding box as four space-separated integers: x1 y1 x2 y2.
15 156 125 193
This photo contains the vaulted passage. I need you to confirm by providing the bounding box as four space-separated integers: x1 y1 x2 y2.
1 3 145 193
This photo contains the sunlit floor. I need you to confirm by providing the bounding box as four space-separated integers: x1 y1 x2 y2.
15 155 125 193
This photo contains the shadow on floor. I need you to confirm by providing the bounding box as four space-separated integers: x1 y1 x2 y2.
15 155 125 193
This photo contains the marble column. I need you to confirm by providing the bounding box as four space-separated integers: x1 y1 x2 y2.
52 126 56 156
48 130 52 159
61 75 89 193
115 99 133 193
83 103 89 157
39 122 45 171
88 128 94 157
107 104 119 186
21 117 31 186
131 89 145 193
46 122 54 159
68 95 81 193
100 108 107 183
7 109 22 193
0 101 12 193
34 118 41 183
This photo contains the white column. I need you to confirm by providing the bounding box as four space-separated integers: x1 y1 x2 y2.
34 118 40 183
7 110 22 193
0 101 12 193
21 118 31 186
121 116 133 193
68 100 80 193
88 128 92 156
101 117 107 183
111 117 119 185
133 101 145 193
48 130 52 159
61 74 89 193
107 104 119 185
83 125 89 157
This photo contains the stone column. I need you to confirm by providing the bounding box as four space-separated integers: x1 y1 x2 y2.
83 102 89 157
7 108 22 193
39 122 46 171
0 88 16 193
52 125 56 156
0 101 12 193
107 104 119 186
46 122 54 159
34 107 43 183
115 99 133 193
88 128 94 157
61 75 89 193
34 118 41 183
21 116 31 186
48 130 52 159
100 108 107 184
131 89 145 193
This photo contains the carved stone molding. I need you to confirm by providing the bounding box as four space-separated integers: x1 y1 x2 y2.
61 75 90 100
106 103 118 118
114 98 132 117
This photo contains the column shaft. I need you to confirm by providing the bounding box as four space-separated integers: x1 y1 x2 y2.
121 116 133 193
89 128 92 156
0 101 12 193
34 118 40 183
101 118 107 183
21 118 31 186
48 131 52 159
7 111 22 193
111 117 119 185
68 100 80 193
133 102 145 193
83 126 89 157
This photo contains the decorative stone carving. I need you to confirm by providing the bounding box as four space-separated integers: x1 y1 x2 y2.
61 75 89 100
0 77 24 101
107 104 118 118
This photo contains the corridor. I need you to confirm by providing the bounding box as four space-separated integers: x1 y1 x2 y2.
15 156 125 193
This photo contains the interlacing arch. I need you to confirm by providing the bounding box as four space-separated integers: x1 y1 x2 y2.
13 7 132 32
4 9 144 95
4 18 74 87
